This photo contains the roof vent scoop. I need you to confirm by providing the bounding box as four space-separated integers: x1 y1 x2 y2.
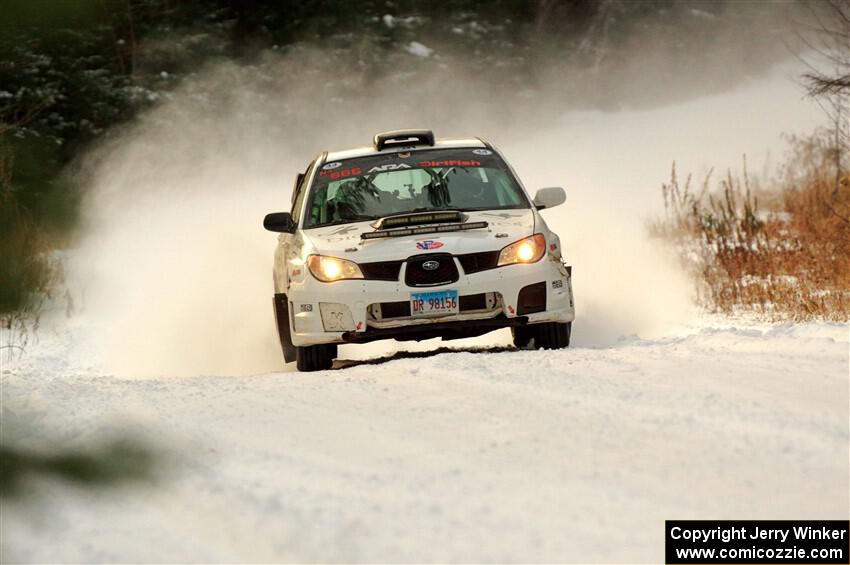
373 129 435 151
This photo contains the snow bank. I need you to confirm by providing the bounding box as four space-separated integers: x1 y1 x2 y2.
2 318 847 562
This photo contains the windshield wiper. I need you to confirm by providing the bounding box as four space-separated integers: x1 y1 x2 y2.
407 207 461 213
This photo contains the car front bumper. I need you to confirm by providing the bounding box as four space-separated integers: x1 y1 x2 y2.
284 257 574 347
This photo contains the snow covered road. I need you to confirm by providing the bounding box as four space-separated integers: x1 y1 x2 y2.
2 319 848 562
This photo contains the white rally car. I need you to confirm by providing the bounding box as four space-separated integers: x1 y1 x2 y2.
264 130 574 371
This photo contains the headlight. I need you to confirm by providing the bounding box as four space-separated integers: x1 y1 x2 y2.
497 234 546 266
307 255 364 282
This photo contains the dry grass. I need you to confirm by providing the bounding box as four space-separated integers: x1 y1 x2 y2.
0 141 63 359
651 132 850 321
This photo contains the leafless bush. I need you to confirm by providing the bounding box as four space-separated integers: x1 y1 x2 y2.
0 141 62 361
651 132 850 320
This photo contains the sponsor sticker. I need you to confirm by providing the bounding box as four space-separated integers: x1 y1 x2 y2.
418 159 481 167
319 167 362 180
368 163 412 173
472 149 493 155
416 240 444 250
322 161 342 170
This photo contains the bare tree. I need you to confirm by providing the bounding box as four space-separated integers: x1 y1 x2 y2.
800 0 850 190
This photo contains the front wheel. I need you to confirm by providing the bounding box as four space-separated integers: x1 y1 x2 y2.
511 325 534 348
296 343 337 372
513 321 571 350
535 321 571 349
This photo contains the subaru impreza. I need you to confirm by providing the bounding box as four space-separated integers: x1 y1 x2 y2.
264 130 574 371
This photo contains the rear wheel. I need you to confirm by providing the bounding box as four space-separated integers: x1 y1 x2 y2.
296 343 337 372
514 322 571 350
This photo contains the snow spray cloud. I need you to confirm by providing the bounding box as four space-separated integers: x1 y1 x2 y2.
68 37 820 376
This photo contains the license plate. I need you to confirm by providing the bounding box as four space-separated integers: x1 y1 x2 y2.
410 289 459 317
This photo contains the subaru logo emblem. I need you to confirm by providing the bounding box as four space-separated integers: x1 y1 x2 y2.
422 260 440 271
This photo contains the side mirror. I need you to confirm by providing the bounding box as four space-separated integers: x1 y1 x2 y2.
532 187 566 210
264 212 297 233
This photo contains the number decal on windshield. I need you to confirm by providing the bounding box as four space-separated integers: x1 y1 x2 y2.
319 167 362 180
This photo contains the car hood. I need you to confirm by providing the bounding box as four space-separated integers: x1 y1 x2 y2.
302 209 536 262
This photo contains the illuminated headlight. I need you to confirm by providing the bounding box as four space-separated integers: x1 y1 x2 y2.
497 234 546 266
307 255 364 282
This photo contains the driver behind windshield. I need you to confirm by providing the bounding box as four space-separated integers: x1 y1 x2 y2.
305 151 528 228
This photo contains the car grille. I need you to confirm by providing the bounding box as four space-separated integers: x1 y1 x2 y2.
404 253 459 287
360 250 500 283
360 260 403 281
456 250 500 274
378 301 412 318
459 293 487 311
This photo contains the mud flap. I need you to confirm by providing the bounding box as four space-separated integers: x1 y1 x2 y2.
273 293 296 363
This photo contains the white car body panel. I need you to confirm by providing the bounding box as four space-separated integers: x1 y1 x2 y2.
306 209 534 260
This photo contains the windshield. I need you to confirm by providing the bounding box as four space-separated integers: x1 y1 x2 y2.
303 148 529 228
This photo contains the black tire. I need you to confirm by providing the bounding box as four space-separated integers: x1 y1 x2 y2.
511 325 534 348
531 321 571 350
296 343 337 372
